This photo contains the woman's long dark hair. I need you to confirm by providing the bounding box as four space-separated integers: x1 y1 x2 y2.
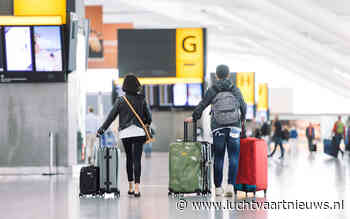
122 73 141 94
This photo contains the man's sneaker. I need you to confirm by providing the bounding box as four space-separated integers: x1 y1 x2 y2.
225 184 234 197
215 187 224 196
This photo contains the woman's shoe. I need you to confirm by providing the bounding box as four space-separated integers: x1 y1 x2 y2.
128 191 134 195
134 192 141 198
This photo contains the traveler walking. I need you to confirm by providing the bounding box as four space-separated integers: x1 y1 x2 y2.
332 116 345 158
289 125 298 156
260 116 272 153
306 123 315 152
97 74 152 197
185 64 247 197
346 117 350 151
268 115 285 159
86 107 100 165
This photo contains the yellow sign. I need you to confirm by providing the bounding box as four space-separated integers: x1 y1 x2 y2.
118 77 202 86
236 72 255 105
176 28 204 81
0 16 62 25
257 83 268 111
14 0 66 24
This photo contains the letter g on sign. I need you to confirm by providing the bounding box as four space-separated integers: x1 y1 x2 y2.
182 36 197 53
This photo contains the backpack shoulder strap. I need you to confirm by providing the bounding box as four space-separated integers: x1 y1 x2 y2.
212 84 220 93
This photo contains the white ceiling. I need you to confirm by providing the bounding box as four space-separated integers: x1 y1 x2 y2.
85 0 350 97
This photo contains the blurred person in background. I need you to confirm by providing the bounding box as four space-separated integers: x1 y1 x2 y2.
247 118 260 137
260 116 272 153
332 116 345 158
268 115 285 159
289 124 298 155
346 117 350 151
86 107 100 165
282 125 290 145
305 123 315 153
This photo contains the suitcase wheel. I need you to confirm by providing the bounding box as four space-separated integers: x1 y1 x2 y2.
175 193 184 198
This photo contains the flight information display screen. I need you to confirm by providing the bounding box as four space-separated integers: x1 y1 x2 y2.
33 26 63 71
173 83 188 106
187 83 202 106
118 29 176 78
4 27 33 71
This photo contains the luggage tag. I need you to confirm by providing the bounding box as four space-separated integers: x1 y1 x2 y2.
213 131 225 137
230 128 241 138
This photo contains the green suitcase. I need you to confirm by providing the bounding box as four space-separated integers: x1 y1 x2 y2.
168 121 212 195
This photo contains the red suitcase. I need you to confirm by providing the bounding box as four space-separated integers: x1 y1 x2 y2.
235 137 268 196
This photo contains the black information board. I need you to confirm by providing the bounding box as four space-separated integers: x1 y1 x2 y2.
118 29 176 78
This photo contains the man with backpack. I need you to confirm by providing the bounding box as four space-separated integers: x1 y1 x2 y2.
185 64 247 197
332 116 346 157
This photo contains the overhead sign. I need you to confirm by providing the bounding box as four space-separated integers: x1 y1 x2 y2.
236 72 255 119
236 72 255 105
176 28 204 81
257 83 268 111
257 83 269 121
0 16 62 25
14 0 66 24
117 28 206 85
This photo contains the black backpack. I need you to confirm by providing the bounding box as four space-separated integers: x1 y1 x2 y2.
282 129 290 140
261 122 271 136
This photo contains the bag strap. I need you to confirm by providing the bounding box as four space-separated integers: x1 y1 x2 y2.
122 96 154 143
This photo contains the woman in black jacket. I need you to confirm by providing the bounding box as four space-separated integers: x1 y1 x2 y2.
97 74 152 197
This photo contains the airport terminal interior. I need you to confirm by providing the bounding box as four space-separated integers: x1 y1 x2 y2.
0 0 350 219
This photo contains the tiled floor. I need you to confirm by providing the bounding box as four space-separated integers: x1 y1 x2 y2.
0 141 349 219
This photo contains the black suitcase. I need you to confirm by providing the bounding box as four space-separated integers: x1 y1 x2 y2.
79 166 100 197
346 137 350 151
310 144 317 152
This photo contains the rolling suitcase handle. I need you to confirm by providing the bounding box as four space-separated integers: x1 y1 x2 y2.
94 136 103 166
240 120 247 139
97 135 112 193
184 120 197 142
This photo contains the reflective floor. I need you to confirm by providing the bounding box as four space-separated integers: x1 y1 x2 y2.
0 141 349 219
